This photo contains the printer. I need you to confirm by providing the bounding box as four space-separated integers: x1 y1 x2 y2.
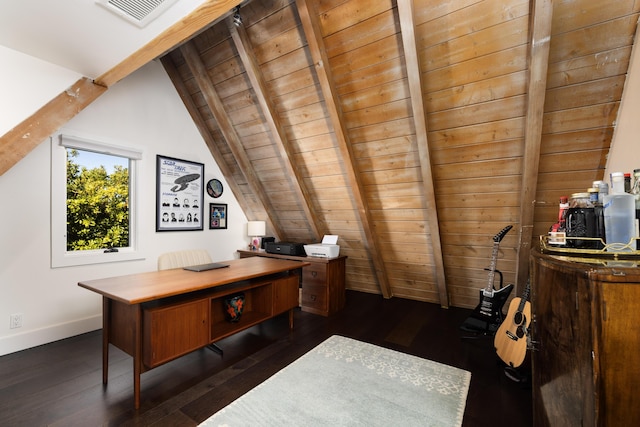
304 235 340 258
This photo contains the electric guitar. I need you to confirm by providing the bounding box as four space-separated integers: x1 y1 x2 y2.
460 225 514 334
494 279 531 368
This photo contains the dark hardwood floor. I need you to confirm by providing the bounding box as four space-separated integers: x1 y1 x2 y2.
0 291 532 426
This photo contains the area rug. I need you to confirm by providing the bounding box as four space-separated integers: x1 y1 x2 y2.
200 335 471 426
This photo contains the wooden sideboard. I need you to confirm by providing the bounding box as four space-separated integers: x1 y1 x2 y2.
530 248 640 426
79 257 307 408
238 250 347 316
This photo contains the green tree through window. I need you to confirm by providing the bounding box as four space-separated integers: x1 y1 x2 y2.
66 149 130 251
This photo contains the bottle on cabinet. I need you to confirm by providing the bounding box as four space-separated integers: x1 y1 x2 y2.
548 196 569 246
603 172 636 252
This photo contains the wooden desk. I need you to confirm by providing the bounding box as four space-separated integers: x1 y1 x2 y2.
78 257 309 409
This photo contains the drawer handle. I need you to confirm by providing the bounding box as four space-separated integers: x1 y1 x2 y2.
311 271 317 278
311 295 317 301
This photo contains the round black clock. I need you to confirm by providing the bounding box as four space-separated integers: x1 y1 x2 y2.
206 179 223 198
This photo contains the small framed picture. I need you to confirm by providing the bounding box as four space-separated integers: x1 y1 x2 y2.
209 203 227 229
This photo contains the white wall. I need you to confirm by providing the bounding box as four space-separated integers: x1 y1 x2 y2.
0 46 81 136
0 60 248 355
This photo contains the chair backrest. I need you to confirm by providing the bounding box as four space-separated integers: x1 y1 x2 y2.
157 249 212 271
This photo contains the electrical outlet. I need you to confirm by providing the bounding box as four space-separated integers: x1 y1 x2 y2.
10 313 22 329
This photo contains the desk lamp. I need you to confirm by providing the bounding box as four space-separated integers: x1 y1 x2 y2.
247 221 266 250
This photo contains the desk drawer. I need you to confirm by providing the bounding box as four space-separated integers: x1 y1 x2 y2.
302 284 327 312
303 263 327 286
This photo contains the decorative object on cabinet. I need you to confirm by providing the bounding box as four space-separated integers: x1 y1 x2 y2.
156 155 204 232
209 203 227 229
223 293 245 322
238 250 347 316
247 221 266 250
530 248 640 426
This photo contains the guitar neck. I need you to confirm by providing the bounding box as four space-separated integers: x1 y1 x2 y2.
485 242 500 292
516 281 531 311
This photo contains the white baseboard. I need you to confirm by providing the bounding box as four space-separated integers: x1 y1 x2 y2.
0 315 102 356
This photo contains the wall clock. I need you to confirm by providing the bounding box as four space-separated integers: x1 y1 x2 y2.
206 178 223 198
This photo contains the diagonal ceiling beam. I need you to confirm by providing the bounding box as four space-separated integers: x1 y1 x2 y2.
180 40 283 239
228 17 323 242
160 54 260 222
1 0 242 177
0 78 106 176
295 0 393 298
396 0 449 308
96 0 242 87
516 0 554 293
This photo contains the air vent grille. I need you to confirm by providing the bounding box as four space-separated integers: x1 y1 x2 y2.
97 0 179 27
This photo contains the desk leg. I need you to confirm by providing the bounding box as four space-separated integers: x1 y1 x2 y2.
289 308 294 330
102 297 110 384
133 304 142 409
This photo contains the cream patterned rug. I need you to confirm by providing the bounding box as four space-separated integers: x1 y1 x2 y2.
200 335 471 426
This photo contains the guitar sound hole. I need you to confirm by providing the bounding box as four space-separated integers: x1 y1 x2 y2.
516 326 525 339
513 312 524 325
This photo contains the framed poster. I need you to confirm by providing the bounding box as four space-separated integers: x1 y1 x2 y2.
209 203 227 229
156 155 204 231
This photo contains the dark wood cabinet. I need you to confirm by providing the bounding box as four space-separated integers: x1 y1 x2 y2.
530 249 640 426
238 250 347 316
143 298 209 367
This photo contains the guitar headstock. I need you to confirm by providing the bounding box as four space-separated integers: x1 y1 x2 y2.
493 225 513 242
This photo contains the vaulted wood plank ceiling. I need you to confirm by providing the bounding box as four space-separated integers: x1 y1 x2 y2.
159 0 639 309
2 0 637 310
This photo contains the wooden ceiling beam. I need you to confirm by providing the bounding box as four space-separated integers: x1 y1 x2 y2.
96 0 241 87
228 18 323 242
516 0 554 292
180 40 283 238
1 0 240 177
396 0 449 308
160 54 260 222
295 0 393 298
0 78 106 176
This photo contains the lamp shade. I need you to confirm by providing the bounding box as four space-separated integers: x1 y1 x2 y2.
247 221 266 237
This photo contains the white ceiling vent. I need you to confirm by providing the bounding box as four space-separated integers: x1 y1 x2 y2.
96 0 179 28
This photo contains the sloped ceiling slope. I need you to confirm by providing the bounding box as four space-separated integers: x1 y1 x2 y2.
161 0 639 309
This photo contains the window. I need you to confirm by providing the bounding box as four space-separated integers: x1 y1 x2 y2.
51 133 143 267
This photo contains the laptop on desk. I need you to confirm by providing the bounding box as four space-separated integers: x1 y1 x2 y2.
183 262 230 272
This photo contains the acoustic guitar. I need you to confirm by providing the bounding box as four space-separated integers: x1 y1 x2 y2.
460 225 514 334
494 279 531 368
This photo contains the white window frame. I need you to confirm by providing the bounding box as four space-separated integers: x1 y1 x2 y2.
51 133 144 268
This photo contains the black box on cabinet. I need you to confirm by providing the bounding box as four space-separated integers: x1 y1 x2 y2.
265 242 305 256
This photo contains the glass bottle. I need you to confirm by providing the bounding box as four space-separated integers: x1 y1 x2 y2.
549 196 568 246
603 172 635 252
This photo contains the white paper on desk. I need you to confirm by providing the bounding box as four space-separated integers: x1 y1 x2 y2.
322 235 338 244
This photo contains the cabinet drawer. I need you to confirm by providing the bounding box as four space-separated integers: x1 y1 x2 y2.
303 263 327 286
302 284 327 312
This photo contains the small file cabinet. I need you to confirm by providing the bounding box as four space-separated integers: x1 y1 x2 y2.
238 250 347 316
